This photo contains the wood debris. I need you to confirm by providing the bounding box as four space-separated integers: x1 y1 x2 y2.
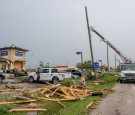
85 102 94 109
0 81 93 107
10 108 46 112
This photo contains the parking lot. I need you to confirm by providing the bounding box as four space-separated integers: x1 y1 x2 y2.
1 74 48 90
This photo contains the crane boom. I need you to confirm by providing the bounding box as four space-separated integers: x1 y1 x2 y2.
90 27 132 63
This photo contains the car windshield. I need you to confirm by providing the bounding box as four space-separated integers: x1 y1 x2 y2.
121 64 135 71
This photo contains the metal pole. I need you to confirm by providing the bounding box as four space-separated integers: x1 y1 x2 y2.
81 52 83 64
101 60 102 67
115 55 116 70
107 44 109 71
85 6 94 71
81 52 83 72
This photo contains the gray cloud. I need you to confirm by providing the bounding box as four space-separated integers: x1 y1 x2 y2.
0 0 135 68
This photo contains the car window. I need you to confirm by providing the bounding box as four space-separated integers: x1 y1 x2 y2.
51 69 58 73
43 69 50 73
66 70 71 72
72 70 75 72
38 69 44 73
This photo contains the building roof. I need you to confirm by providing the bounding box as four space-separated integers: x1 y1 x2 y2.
56 66 68 68
0 57 12 62
0 44 29 51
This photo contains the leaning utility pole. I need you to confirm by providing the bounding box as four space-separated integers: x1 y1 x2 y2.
85 6 94 71
107 44 109 71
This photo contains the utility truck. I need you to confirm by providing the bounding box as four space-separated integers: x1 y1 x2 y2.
119 63 135 83
90 27 135 83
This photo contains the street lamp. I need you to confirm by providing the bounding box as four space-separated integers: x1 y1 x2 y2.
47 63 49 67
76 52 83 72
99 60 102 66
76 52 83 64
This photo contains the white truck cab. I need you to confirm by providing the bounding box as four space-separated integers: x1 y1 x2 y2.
28 68 65 84
119 63 135 83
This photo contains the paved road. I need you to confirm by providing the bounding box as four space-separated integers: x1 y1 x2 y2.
90 83 135 115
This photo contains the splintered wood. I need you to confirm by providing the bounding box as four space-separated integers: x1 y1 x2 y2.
10 108 47 112
0 82 93 107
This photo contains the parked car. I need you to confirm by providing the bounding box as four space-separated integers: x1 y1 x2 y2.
10 69 27 77
0 72 5 82
27 68 67 84
66 69 82 78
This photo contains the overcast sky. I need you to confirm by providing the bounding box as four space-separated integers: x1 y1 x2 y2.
0 0 135 68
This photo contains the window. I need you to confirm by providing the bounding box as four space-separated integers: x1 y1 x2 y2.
51 69 58 73
38 69 44 73
43 69 49 73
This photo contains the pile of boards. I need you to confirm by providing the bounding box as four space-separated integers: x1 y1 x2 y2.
0 82 93 106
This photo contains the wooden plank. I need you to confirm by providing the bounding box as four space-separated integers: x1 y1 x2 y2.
69 88 78 99
10 108 46 112
85 102 94 109
38 97 59 102
58 87 70 96
57 101 66 107
0 99 36 105
50 88 59 96
41 89 48 94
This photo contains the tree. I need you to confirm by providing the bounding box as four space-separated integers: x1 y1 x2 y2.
77 60 92 70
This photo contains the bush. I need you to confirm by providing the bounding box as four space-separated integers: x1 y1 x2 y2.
60 79 73 87
0 105 12 115
99 73 105 78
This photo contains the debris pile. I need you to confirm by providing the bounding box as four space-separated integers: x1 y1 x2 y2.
0 82 93 107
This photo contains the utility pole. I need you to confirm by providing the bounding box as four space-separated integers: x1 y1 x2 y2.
85 6 94 71
107 44 109 71
115 55 116 70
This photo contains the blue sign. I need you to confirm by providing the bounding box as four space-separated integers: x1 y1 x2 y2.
15 51 23 56
1 51 8 56
94 62 99 70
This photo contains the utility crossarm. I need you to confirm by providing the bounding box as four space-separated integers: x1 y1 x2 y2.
90 27 132 63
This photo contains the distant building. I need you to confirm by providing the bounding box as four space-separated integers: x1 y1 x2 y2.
0 44 29 71
56 65 77 72
56 66 68 72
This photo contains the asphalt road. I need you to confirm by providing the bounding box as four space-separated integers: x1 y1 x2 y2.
90 82 135 115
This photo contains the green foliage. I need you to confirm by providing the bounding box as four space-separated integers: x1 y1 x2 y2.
60 79 73 87
99 73 105 78
77 60 92 70
0 105 12 115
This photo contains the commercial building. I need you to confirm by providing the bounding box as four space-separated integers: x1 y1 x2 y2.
0 44 29 71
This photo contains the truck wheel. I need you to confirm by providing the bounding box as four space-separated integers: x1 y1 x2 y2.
52 77 59 84
0 76 2 83
120 80 123 83
29 77 34 83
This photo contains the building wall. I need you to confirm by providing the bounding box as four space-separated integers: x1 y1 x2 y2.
0 62 9 71
0 49 27 70
0 49 26 62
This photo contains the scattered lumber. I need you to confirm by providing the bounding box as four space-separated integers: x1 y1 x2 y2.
57 101 66 107
10 108 46 112
85 102 94 109
0 99 36 105
0 81 94 107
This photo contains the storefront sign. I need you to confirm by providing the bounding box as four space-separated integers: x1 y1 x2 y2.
15 51 23 56
1 51 8 56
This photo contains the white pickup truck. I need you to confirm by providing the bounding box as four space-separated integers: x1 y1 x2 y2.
28 68 71 84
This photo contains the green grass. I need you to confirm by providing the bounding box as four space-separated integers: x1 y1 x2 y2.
0 73 118 115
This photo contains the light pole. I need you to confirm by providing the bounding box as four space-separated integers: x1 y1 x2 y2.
76 52 83 72
47 63 49 67
99 60 102 66
76 52 83 64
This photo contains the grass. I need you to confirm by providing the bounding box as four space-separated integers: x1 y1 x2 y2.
0 73 118 115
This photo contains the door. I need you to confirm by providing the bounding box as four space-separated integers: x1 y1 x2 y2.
40 68 51 81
